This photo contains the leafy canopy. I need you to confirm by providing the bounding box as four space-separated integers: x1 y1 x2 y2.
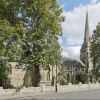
0 0 64 68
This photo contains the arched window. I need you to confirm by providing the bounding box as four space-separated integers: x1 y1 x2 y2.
47 71 50 81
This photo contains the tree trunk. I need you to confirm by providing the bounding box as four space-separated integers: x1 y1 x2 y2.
32 65 41 87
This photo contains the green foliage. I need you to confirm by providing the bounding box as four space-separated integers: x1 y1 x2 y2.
91 23 100 78
25 76 32 87
0 0 63 65
91 23 100 76
0 19 16 54
75 72 88 84
0 59 7 86
94 65 100 79
0 60 6 79
4 84 16 89
0 0 64 87
58 76 67 85
18 0 64 67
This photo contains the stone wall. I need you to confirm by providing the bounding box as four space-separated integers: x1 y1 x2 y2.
7 63 59 87
8 62 26 87
0 83 100 96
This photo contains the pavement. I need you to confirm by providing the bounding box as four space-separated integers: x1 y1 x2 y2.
32 89 100 100
0 92 54 100
1 89 100 100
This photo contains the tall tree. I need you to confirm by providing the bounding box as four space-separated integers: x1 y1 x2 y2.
91 23 100 76
0 0 64 86
18 0 64 86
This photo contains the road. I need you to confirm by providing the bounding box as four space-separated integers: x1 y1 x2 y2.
3 89 100 100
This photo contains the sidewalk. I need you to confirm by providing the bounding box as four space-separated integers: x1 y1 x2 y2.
0 87 100 100
0 92 54 100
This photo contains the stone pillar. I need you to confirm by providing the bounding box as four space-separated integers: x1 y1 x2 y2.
0 87 3 95
40 82 45 92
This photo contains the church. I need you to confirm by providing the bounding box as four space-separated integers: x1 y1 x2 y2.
59 12 94 84
80 12 93 73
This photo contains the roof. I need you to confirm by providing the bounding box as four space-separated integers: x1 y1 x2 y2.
61 58 86 68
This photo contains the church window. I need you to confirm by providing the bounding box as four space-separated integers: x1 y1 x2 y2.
47 71 50 81
67 66 70 70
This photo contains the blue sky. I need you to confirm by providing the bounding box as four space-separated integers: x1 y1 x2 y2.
57 0 100 11
57 0 100 60
57 0 90 11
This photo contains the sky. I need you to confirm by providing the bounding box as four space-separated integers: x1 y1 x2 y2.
57 0 100 61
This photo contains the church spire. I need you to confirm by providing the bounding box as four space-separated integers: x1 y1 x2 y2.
84 11 89 44
80 11 93 72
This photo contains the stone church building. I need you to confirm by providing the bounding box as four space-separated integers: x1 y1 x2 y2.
60 58 85 84
60 12 93 84
80 12 93 73
3 62 58 88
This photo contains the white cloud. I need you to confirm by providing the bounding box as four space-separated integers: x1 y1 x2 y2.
61 51 69 58
61 2 100 60
61 46 81 60
91 0 98 4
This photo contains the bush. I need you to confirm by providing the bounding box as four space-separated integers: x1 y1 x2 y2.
75 72 88 84
4 84 16 89
58 76 67 85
